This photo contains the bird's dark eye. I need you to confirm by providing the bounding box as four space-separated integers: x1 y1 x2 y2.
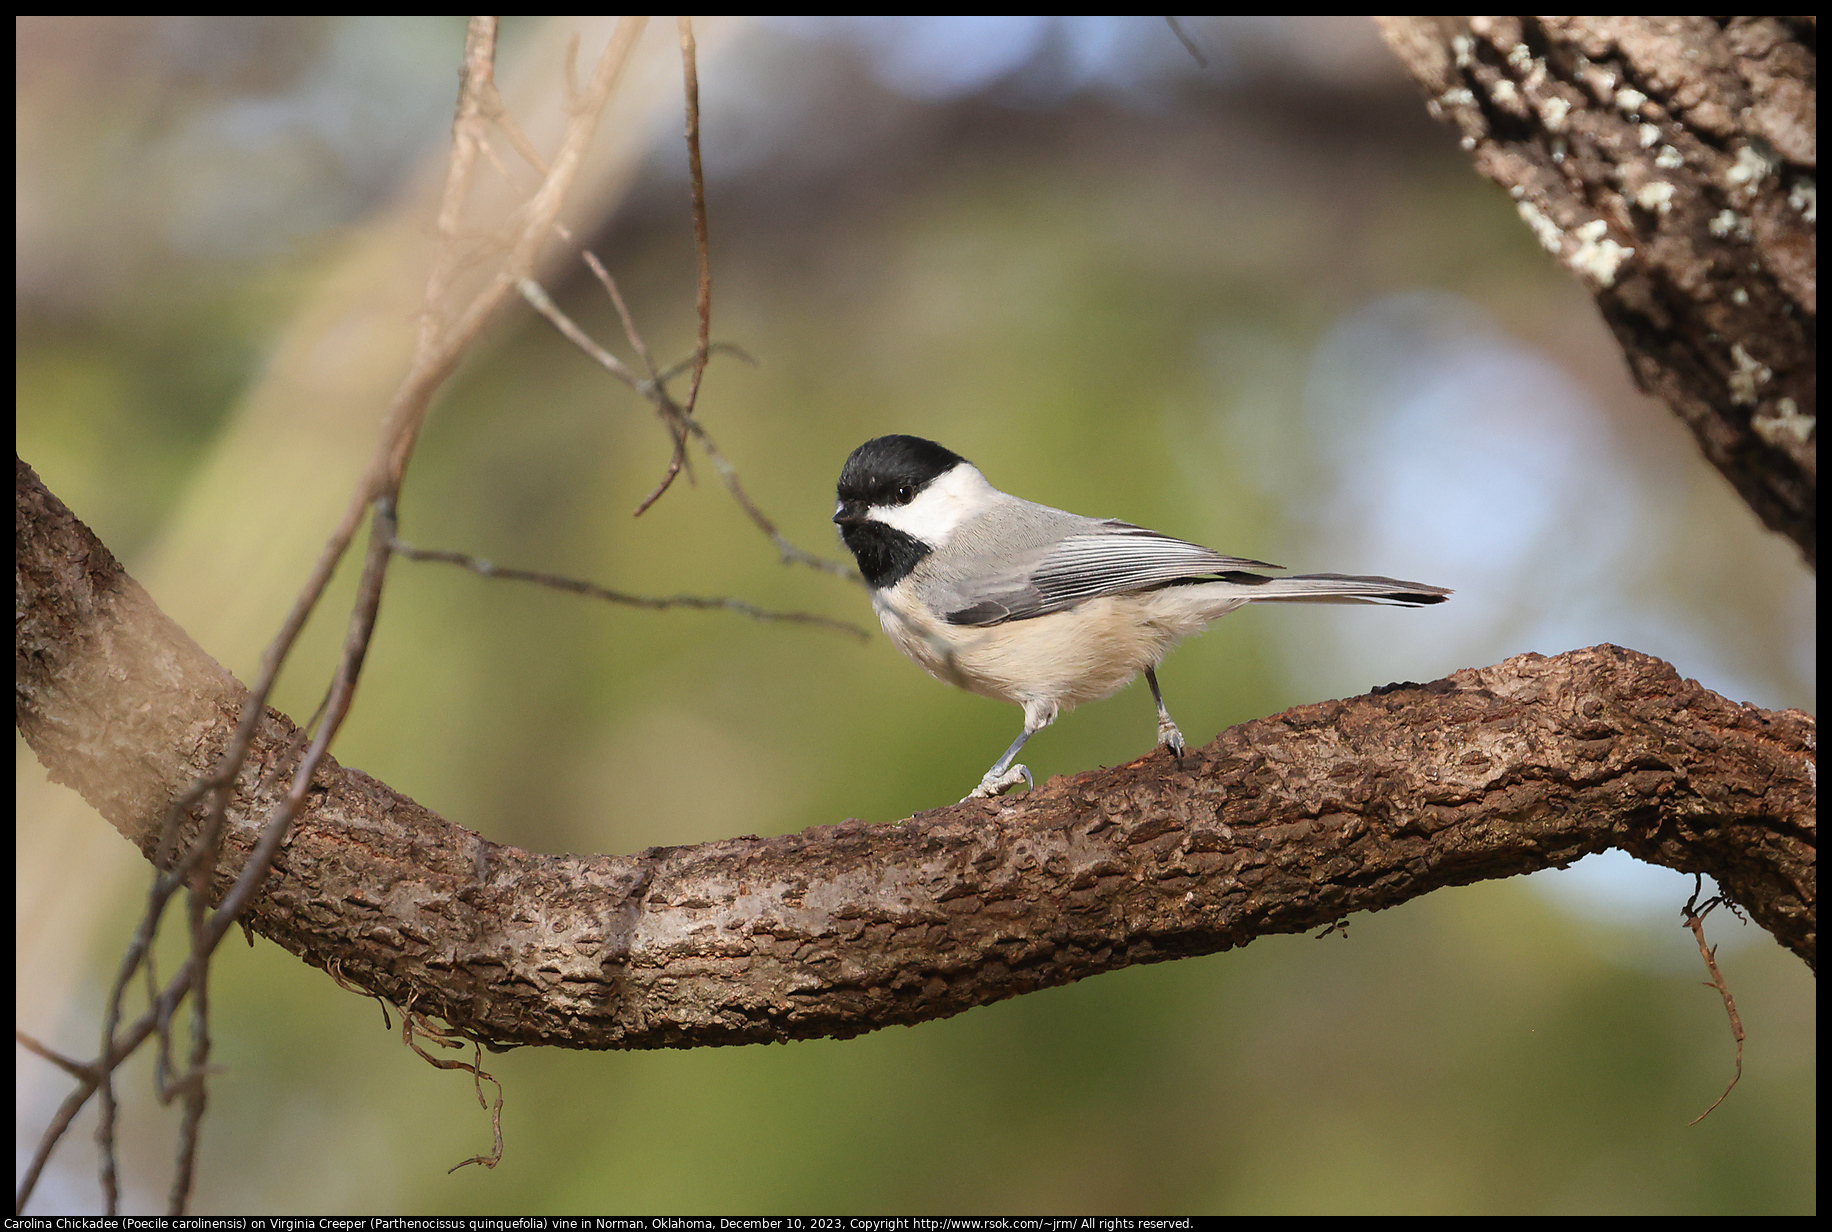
895 484 914 504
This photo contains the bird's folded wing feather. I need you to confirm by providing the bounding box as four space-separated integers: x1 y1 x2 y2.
941 519 1277 626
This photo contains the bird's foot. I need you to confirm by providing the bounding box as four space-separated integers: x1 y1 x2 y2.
1157 717 1186 758
965 763 1033 801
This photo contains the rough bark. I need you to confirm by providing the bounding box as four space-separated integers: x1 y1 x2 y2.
17 458 1817 1052
1375 16 1816 567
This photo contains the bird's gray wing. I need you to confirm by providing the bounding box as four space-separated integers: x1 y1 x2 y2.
941 518 1278 626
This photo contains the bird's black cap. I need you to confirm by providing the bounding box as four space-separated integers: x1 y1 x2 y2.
835 435 968 510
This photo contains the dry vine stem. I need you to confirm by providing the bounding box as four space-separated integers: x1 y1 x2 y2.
1683 880 1748 1125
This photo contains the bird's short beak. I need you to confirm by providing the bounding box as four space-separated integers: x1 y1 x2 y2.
833 500 863 526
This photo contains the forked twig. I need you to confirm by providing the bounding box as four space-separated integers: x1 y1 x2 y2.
518 275 857 578
519 277 642 385
515 16 857 582
581 249 698 499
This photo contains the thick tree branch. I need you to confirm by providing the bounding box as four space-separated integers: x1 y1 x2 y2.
1375 16 1816 567
18 458 1816 1056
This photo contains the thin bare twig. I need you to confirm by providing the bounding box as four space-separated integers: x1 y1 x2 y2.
391 537 869 640
15 1081 96 1215
581 250 698 500
627 17 715 514
167 944 209 1216
519 277 642 385
656 341 756 384
678 15 713 422
583 251 662 385
1164 16 1208 68
632 426 694 516
682 418 858 576
619 19 714 514
13 1032 91 1080
165 812 216 1216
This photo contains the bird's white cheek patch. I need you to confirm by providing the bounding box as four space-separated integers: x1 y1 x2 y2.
868 464 994 547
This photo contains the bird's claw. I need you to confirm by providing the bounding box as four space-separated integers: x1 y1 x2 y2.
1157 718 1185 758
965 763 1033 801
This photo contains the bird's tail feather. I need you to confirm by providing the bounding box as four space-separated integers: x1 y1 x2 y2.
1217 571 1451 606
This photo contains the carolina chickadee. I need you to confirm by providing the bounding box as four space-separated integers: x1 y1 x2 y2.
833 434 1450 801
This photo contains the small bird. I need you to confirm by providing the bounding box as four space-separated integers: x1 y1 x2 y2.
833 434 1450 800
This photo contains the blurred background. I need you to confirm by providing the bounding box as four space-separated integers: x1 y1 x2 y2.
16 15 1815 1215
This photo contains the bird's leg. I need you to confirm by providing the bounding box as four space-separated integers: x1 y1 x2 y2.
967 734 1033 800
965 701 1055 800
1146 667 1184 757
